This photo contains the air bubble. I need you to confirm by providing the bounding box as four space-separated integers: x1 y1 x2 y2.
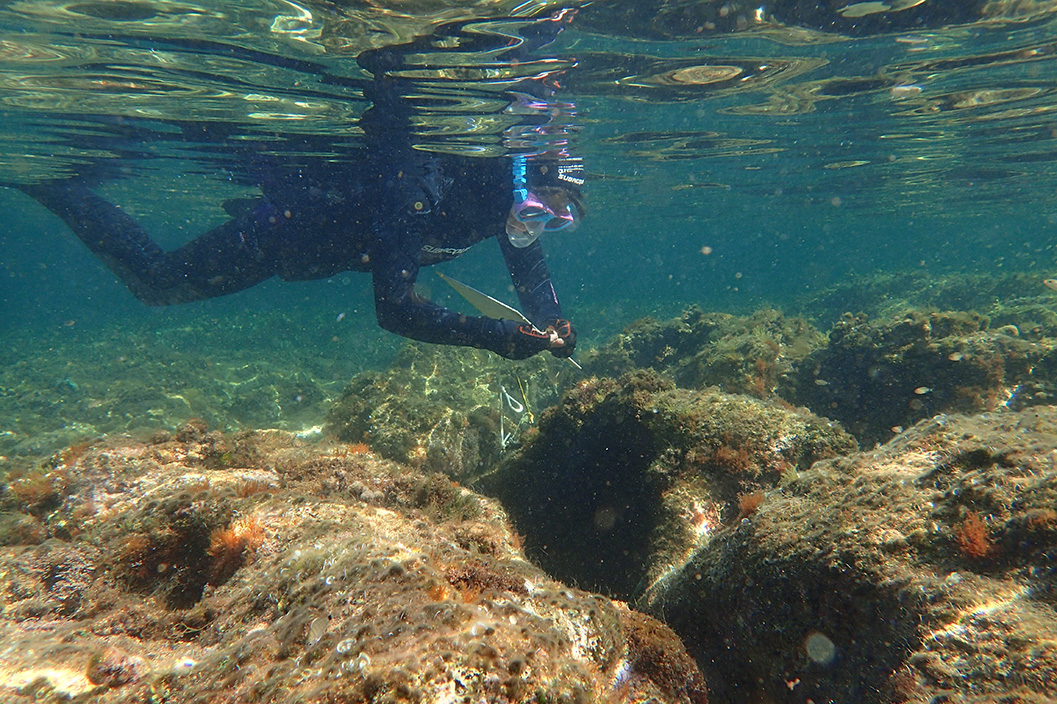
804 632 836 665
342 654 370 672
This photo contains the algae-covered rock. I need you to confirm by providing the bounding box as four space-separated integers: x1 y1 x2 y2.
791 271 1049 328
582 306 720 379
583 306 823 398
0 426 707 704
583 284 1057 451
0 313 346 462
785 310 1047 445
479 371 857 599
639 408 1057 704
326 342 572 482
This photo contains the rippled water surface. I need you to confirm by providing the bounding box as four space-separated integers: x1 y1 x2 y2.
3 0 1057 340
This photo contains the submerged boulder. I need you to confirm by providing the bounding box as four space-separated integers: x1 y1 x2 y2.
483 370 1057 703
585 302 1057 448
478 371 857 599
326 343 574 482
0 426 706 704
785 310 1047 445
583 306 824 398
640 407 1057 704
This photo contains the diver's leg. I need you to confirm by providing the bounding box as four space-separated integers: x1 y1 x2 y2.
134 209 282 304
18 179 280 305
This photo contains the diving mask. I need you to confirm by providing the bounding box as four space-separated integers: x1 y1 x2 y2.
506 154 582 248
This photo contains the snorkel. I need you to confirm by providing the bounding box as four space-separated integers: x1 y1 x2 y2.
501 9 583 249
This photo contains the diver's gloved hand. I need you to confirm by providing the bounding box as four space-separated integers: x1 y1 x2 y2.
546 319 576 358
494 318 577 360
496 319 556 360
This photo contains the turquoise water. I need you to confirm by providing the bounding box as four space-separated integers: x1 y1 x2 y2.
2 5 1057 702
2 0 1057 443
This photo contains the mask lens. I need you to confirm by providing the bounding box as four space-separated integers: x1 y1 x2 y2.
506 217 544 248
542 206 577 231
515 205 551 222
513 192 552 223
508 191 579 246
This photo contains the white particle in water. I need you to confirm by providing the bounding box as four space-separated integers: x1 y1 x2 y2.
804 632 836 665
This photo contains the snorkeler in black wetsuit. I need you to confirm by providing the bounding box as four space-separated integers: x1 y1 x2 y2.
15 12 582 361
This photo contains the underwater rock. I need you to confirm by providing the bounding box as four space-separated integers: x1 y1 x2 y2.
326 342 574 482
583 302 1057 449
785 310 1047 446
0 425 705 704
639 407 1057 704
583 306 824 398
791 271 1047 329
792 270 1057 332
0 315 342 463
582 280 1057 451
581 306 720 379
478 370 857 599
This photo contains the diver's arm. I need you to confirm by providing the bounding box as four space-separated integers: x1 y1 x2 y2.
371 235 551 359
498 233 576 358
497 234 562 328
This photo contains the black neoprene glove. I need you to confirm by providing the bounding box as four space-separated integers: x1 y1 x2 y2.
547 319 577 358
495 319 555 360
493 319 577 360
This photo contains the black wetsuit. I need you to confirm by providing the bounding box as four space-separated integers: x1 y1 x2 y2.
17 11 580 359
19 148 565 359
